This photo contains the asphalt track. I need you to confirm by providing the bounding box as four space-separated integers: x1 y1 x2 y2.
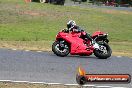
0 48 132 88
64 1 132 12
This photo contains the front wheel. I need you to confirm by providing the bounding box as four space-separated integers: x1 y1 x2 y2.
52 41 70 57
94 43 112 59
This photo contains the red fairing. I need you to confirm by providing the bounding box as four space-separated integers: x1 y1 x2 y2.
56 31 93 56
92 31 105 37
53 30 111 59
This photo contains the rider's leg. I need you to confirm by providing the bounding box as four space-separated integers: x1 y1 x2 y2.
85 33 93 42
84 32 100 49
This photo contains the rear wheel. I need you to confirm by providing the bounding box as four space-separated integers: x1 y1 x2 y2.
52 41 70 57
94 43 112 59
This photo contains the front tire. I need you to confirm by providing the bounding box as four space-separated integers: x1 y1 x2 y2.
94 43 112 59
52 41 70 57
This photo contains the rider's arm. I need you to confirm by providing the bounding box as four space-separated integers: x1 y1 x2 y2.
61 28 69 33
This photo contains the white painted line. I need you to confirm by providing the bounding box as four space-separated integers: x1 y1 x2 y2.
64 84 78 86
0 80 48 84
10 81 32 83
28 82 47 84
82 84 95 87
95 86 126 88
12 49 17 50
0 80 11 82
0 80 124 88
36 51 42 52
0 80 32 83
25 50 30 52
117 56 122 58
112 87 127 88
46 83 62 85
94 86 112 88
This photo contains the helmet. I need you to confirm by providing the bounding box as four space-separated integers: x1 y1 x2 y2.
67 20 76 29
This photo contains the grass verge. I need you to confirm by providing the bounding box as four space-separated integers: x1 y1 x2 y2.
0 0 132 57
0 82 80 88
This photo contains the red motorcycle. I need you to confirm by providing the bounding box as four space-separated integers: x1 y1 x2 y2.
52 29 112 59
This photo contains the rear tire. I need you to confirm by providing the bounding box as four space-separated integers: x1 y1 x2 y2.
52 41 70 57
94 43 112 59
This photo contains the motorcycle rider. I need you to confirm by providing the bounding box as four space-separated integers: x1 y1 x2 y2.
66 20 99 49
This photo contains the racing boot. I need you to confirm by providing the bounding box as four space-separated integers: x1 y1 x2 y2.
91 41 100 50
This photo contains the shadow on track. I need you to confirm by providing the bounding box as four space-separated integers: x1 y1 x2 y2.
50 52 112 60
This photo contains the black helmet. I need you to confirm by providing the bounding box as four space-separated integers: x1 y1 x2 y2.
67 20 76 29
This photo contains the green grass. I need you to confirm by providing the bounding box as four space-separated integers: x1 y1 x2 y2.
0 82 78 88
0 0 132 56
